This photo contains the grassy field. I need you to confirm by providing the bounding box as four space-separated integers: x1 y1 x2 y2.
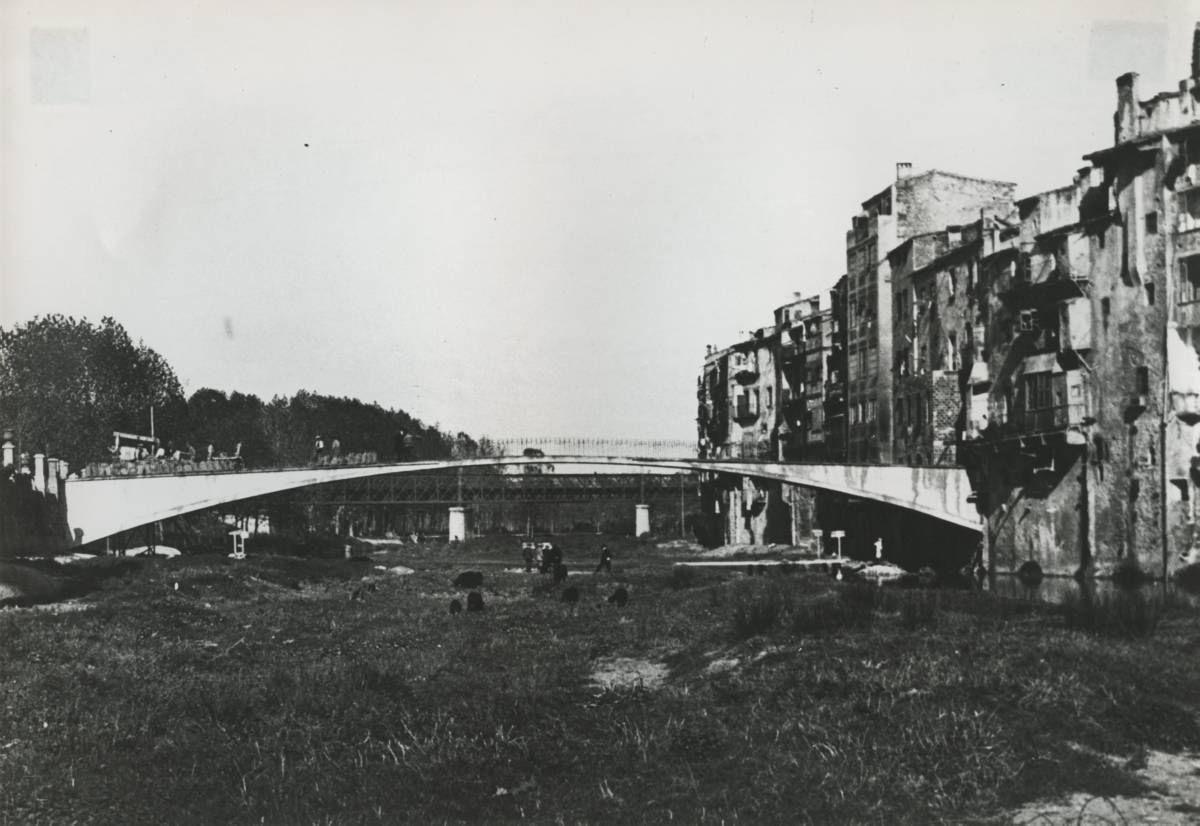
2 535 1200 824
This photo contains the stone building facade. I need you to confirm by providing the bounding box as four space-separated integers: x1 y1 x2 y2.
697 22 1200 578
844 167 1016 463
774 292 843 461
697 326 780 460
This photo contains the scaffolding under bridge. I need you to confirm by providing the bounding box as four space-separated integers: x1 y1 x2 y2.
251 469 703 538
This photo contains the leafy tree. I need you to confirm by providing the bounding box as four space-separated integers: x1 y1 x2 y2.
0 316 184 467
0 315 489 473
178 389 267 463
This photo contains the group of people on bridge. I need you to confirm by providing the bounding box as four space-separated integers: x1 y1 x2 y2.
82 437 243 478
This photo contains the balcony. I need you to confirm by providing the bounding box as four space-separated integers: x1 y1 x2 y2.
1174 391 1200 425
733 365 759 384
1013 403 1088 443
1058 297 1093 352
733 396 759 422
1003 251 1090 305
779 342 803 366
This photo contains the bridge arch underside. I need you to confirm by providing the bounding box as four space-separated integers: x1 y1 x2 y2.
62 457 979 547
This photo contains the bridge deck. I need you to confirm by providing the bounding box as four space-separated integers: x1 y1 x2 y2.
62 456 980 545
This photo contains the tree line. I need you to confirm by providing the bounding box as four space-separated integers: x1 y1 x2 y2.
0 315 496 470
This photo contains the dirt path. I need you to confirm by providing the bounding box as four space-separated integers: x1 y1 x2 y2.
1012 749 1200 825
590 657 668 691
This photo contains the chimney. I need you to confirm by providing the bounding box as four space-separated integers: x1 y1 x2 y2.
1115 72 1141 144
896 162 913 180
1192 23 1200 79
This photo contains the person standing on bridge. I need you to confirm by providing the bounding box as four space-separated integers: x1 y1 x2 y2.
312 434 326 464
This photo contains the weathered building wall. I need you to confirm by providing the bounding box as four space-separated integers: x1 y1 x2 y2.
846 168 1017 464
697 346 731 458
825 276 849 461
964 154 1170 577
694 24 1200 577
776 294 838 461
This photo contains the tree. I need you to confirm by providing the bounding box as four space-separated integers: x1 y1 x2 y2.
179 389 267 464
0 316 184 468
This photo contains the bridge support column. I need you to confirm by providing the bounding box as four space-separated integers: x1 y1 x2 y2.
47 459 60 499
727 488 741 545
32 454 46 494
448 506 466 542
635 504 650 537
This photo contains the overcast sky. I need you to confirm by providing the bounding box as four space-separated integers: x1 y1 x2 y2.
1 0 1194 442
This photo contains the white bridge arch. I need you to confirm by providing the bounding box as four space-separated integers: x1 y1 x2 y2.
63 456 980 546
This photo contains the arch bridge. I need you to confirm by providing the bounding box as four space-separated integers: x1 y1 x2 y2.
62 456 979 547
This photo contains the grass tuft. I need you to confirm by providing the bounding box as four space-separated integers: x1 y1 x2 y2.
1061 588 1162 637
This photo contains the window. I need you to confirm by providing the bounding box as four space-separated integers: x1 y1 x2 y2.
1184 190 1200 226
1018 310 1038 332
973 321 986 358
1018 254 1033 283
1101 297 1111 330
1136 366 1150 395
1146 283 1156 305
1185 134 1200 168
1146 212 1158 234
1026 372 1054 411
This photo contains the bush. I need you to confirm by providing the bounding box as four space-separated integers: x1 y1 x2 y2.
1061 589 1162 638
790 595 866 634
838 582 880 615
670 565 697 589
729 578 794 637
895 589 940 630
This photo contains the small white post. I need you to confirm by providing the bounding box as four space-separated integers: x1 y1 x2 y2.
46 459 60 499
448 506 466 542
1 429 14 468
32 453 46 494
229 529 247 560
635 504 650 537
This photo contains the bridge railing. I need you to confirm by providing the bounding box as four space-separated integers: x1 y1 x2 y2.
81 457 245 478
79 451 387 479
492 437 696 460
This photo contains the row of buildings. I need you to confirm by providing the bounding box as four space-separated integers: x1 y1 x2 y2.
699 29 1200 578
